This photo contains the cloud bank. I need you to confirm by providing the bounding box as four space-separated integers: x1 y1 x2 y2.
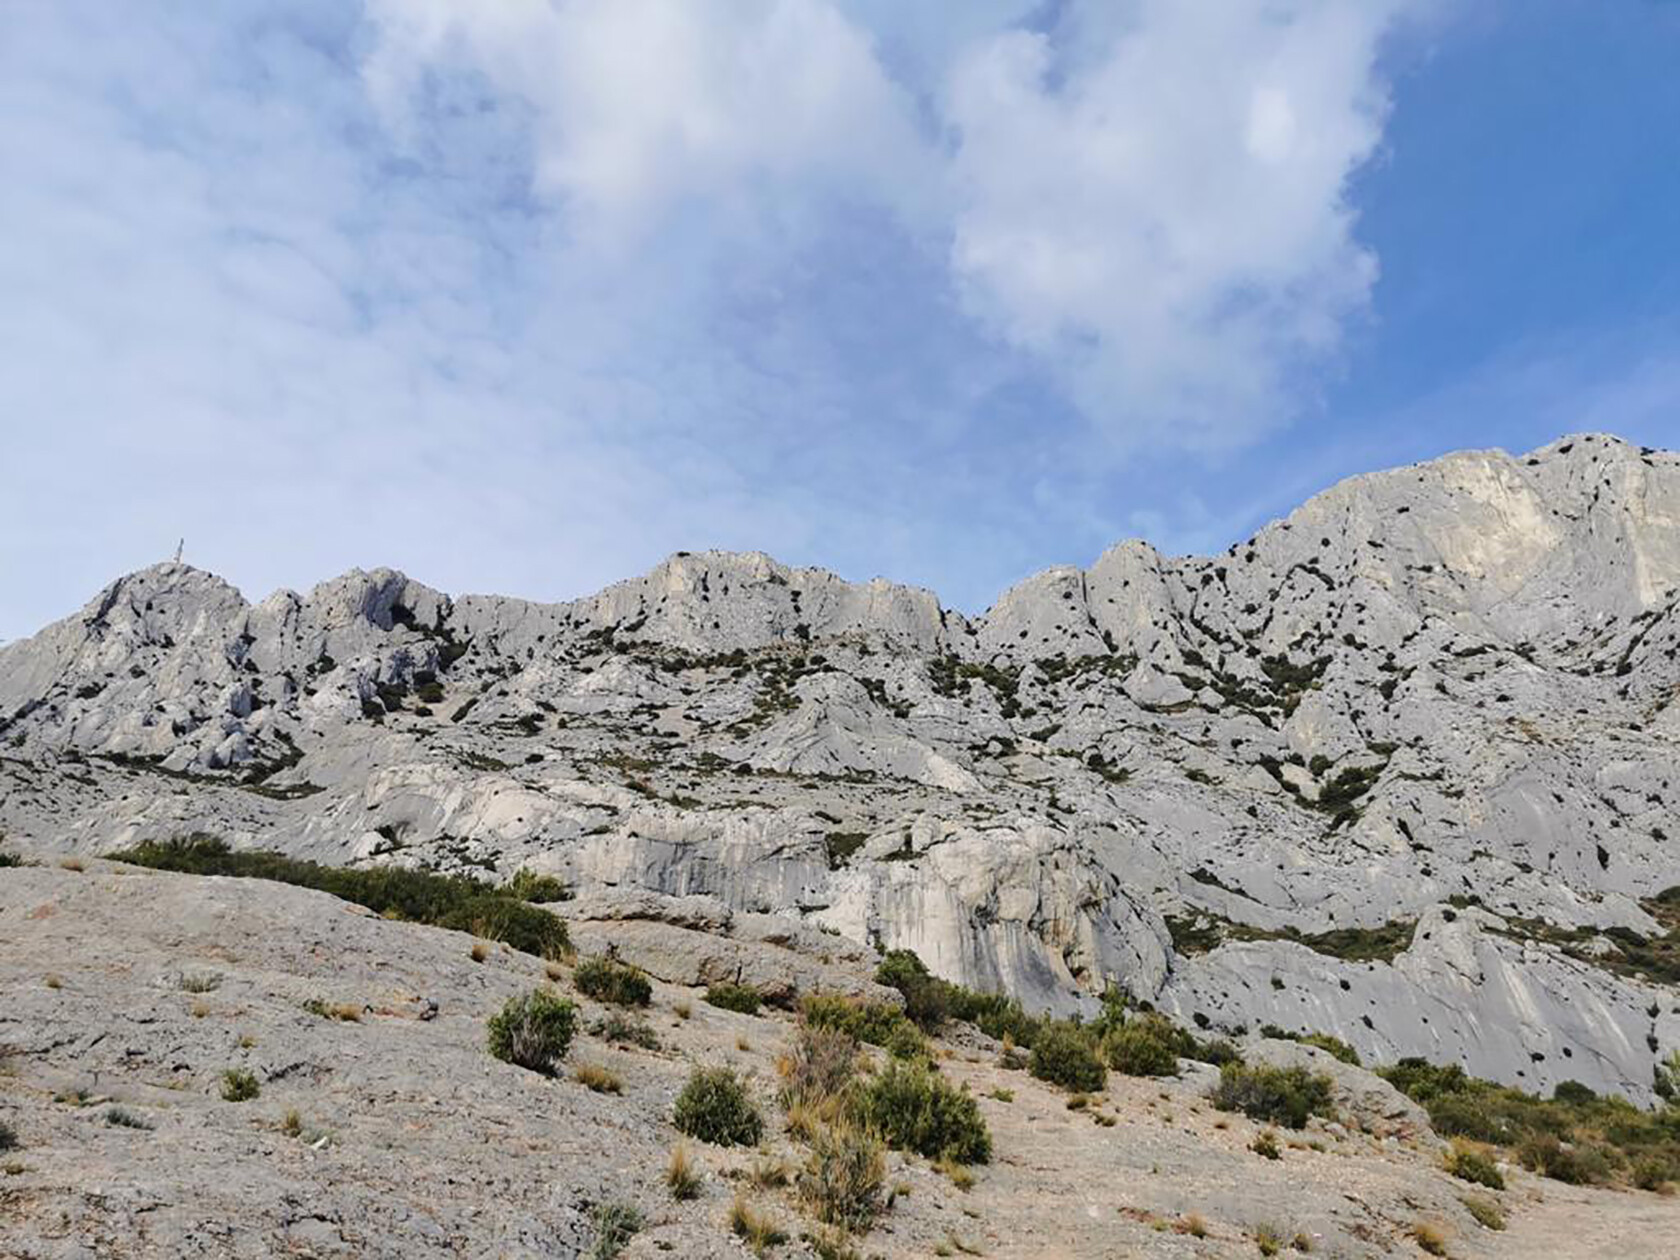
0 1 1424 641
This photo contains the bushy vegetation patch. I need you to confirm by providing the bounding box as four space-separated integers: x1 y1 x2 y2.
1103 1014 1185 1077
1444 1139 1505 1189
112 834 569 959
1209 1063 1335 1129
704 982 763 1015
1259 1025 1362 1066
855 1059 991 1165
220 1068 261 1102
673 1067 764 1147
487 989 577 1075
779 1024 860 1112
573 957 652 1007
587 1201 644 1260
873 949 1042 1046
502 868 571 903
1029 1021 1106 1093
797 1122 886 1232
801 994 927 1060
1379 1057 1680 1189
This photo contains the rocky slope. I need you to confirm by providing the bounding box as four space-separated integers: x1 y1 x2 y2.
7 860 1678 1259
3 433 1679 1102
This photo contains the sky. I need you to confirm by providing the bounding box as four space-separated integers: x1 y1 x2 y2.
2 0 1678 643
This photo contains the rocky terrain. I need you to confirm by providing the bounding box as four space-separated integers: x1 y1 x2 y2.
6 858 1678 1259
1 431 1678 1116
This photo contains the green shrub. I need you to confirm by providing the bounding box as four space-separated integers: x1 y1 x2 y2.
503 868 571 903
220 1069 261 1102
1516 1134 1612 1185
595 1013 659 1050
0 1120 16 1150
1299 1033 1361 1067
873 948 1042 1045
797 1122 886 1232
487 989 578 1075
1251 1129 1281 1159
673 1067 763 1147
105 1107 153 1129
0 851 24 868
1030 1021 1106 1093
801 994 926 1059
1445 1140 1505 1189
875 950 950 1029
111 834 569 958
573 957 652 1007
705 982 763 1015
855 1058 991 1165
1209 1063 1334 1129
587 1201 644 1260
1104 1015 1183 1078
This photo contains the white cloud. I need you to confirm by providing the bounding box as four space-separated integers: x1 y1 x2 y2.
943 0 1407 448
361 0 1418 449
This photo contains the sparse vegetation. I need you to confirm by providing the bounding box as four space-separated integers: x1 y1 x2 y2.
1030 1021 1106 1093
1103 1014 1185 1077
779 1024 860 1114
1411 1219 1449 1255
666 1142 702 1200
105 1107 153 1130
586 1201 644 1260
574 956 652 1007
487 989 578 1075
1380 1057 1680 1189
575 1062 623 1094
0 1120 16 1150
112 833 570 958
673 1067 764 1147
1251 1129 1281 1159
801 993 927 1060
595 1013 659 1049
705 982 763 1015
302 998 362 1022
1209 1063 1335 1129
503 868 570 903
219 1069 260 1102
1443 1139 1504 1189
856 1058 991 1165
1461 1195 1505 1231
729 1195 787 1255
797 1122 886 1231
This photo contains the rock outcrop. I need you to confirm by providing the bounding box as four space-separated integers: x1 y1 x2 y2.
3 433 1678 1100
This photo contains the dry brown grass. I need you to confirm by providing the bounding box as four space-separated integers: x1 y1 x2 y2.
1411 1220 1450 1255
469 940 490 963
666 1142 702 1200
575 1062 623 1094
728 1196 786 1256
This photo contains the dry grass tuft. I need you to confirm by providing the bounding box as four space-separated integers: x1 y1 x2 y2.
666 1142 702 1200
575 1062 623 1094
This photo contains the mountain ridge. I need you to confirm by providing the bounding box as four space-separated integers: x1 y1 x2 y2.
3 430 1679 1103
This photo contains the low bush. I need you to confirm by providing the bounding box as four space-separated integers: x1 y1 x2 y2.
0 1120 16 1149
105 1107 152 1129
1444 1139 1505 1189
587 1201 644 1260
874 948 1041 1045
1251 1129 1281 1159
705 982 763 1015
575 1063 622 1094
112 834 570 958
573 957 652 1007
594 1013 659 1050
1516 1134 1612 1185
779 1024 859 1112
1104 1014 1183 1078
1461 1195 1505 1231
855 1058 991 1165
797 1122 886 1232
503 868 571 904
673 1067 763 1147
728 1196 786 1256
1209 1063 1334 1129
219 1069 260 1102
1380 1055 1680 1190
1030 1021 1106 1093
801 994 927 1060
487 989 577 1075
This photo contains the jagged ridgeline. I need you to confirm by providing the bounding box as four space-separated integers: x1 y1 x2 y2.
3 433 1679 1100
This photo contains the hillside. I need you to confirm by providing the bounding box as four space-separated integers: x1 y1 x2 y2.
2 432 1679 1109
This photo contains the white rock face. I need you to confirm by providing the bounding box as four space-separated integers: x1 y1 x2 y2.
3 433 1679 1100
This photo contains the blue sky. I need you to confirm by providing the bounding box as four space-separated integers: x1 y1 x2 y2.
2 0 1677 643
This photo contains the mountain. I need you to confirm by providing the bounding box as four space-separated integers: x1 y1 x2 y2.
3 432 1679 1101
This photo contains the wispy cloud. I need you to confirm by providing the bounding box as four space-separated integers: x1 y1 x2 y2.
0 0 1513 643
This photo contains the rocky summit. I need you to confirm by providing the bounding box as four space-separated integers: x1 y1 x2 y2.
3 433 1680 1103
